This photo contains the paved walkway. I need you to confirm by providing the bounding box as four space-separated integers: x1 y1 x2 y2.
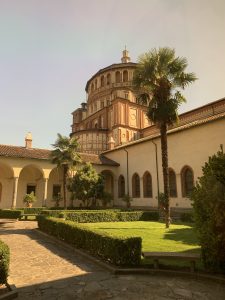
0 220 225 300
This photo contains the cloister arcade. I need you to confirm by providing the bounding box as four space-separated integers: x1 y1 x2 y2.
0 158 62 209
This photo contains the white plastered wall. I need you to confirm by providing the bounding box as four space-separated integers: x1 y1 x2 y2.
103 118 225 208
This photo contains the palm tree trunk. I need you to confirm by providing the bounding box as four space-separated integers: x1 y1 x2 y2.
160 123 170 228
63 165 67 210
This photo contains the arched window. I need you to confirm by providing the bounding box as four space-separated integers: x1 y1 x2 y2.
132 173 140 198
106 74 111 85
91 83 94 92
101 75 104 87
169 168 177 197
118 175 125 198
115 71 121 83
123 70 128 82
143 171 152 198
181 166 194 197
0 182 2 202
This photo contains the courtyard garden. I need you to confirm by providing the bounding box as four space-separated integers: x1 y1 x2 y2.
35 210 201 270
80 221 199 253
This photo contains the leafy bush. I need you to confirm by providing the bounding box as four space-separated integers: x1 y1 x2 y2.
191 150 225 272
0 209 22 219
0 239 10 284
37 216 141 266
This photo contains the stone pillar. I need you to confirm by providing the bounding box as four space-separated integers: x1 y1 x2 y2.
12 177 19 208
140 176 144 199
176 173 182 207
43 178 48 207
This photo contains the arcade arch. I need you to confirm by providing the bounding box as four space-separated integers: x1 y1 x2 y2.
101 170 114 197
17 164 44 207
0 162 14 208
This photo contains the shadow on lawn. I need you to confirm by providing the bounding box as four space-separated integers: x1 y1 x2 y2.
163 227 199 248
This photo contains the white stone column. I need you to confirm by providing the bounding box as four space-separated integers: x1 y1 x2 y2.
12 177 19 208
43 178 48 207
140 176 144 198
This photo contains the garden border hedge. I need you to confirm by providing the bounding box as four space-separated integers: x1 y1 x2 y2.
37 216 141 266
40 210 159 222
0 209 22 219
0 239 10 284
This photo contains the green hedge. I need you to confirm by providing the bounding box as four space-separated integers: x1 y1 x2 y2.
65 211 117 222
180 212 194 223
0 209 22 219
66 211 159 223
37 216 141 266
41 210 68 218
116 211 160 222
23 207 46 214
0 239 10 284
41 210 117 219
41 210 159 223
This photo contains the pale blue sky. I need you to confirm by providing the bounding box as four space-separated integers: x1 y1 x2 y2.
0 0 224 149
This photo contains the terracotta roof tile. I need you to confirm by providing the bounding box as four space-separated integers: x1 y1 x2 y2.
104 110 225 153
0 145 50 160
0 144 119 166
79 153 119 166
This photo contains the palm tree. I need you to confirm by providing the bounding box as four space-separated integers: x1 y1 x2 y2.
133 47 197 228
51 133 81 209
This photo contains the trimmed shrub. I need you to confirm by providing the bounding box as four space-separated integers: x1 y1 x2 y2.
0 209 22 219
66 211 159 223
66 211 117 222
37 216 141 266
23 207 46 214
0 239 10 284
180 212 194 223
140 211 160 221
115 211 142 222
42 210 160 223
41 210 66 218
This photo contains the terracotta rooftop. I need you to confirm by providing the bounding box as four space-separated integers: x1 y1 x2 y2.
79 153 119 166
0 145 50 160
0 144 119 166
103 108 225 153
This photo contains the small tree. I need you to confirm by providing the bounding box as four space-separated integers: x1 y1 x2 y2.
191 149 225 272
68 163 105 207
23 192 36 207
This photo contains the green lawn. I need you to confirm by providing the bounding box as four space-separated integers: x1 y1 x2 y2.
81 221 201 269
81 221 200 253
